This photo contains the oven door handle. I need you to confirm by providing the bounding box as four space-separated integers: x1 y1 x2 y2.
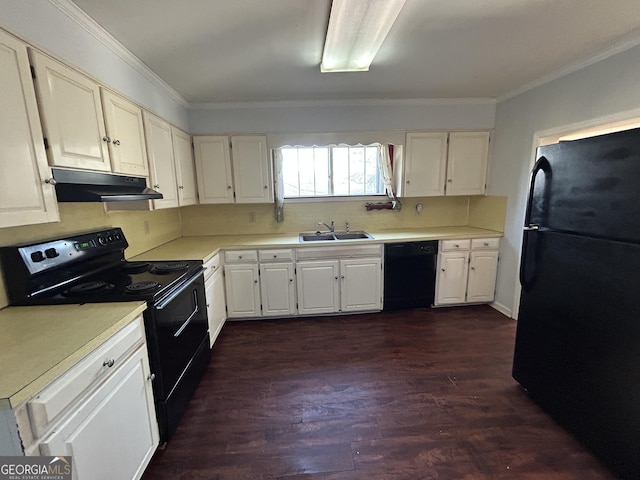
173 291 199 338
155 269 203 310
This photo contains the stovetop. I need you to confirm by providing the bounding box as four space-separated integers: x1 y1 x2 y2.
0 228 203 306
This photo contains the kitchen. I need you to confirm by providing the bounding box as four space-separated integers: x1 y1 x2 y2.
1 0 640 478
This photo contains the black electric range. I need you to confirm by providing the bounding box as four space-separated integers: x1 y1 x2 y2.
0 228 210 443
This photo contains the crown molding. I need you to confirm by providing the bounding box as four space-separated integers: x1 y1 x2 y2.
48 0 189 107
497 35 640 104
189 97 497 110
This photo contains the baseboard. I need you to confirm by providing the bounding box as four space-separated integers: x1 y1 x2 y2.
490 301 513 319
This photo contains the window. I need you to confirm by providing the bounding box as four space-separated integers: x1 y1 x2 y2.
279 145 384 198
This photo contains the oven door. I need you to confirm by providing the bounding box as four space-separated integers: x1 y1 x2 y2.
146 271 208 401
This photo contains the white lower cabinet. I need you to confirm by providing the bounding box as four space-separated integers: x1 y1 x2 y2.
435 238 499 306
25 316 158 480
224 249 296 319
204 254 226 346
260 262 296 317
296 245 383 316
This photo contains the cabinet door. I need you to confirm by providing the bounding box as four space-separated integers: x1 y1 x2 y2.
446 132 490 196
404 132 448 197
205 267 227 347
30 50 111 172
101 89 148 176
0 31 59 228
260 263 296 317
172 127 198 206
39 348 158 480
435 251 470 305
231 136 272 203
193 136 234 203
340 258 382 312
296 260 340 315
224 264 260 318
466 250 499 303
143 111 179 209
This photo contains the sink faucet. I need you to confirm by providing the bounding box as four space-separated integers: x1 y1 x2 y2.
318 220 334 233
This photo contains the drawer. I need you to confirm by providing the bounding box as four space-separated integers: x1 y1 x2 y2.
259 249 294 262
28 316 145 438
224 250 258 263
296 244 382 260
440 239 471 252
471 238 500 250
204 253 222 280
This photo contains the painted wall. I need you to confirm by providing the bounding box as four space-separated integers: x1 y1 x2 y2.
0 0 189 129
189 100 495 135
489 43 640 316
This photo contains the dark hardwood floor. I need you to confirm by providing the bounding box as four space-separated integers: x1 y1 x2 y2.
142 305 616 479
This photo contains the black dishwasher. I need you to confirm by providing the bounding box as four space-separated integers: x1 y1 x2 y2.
384 241 438 310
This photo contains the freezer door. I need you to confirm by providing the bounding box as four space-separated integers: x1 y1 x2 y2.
513 230 640 478
531 128 640 243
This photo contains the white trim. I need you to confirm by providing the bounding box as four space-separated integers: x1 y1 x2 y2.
490 301 512 319
48 0 189 107
189 97 497 110
497 36 640 103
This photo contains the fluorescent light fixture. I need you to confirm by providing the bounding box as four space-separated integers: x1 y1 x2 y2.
321 0 406 73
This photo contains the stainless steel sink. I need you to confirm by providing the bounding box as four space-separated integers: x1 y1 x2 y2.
299 232 336 242
333 231 372 240
299 231 373 242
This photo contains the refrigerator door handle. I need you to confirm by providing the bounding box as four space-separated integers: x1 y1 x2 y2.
523 155 551 227
523 225 540 231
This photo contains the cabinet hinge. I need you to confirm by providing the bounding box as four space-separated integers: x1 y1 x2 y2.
30 65 36 79
43 137 49 150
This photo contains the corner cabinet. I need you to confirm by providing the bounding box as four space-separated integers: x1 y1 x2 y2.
434 238 499 306
194 135 272 204
403 131 490 197
0 30 59 228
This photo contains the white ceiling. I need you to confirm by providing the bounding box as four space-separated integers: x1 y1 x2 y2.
70 0 640 105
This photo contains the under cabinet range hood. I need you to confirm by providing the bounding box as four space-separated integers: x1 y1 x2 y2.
51 168 163 202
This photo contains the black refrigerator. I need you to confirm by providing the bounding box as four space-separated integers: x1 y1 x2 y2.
513 128 640 479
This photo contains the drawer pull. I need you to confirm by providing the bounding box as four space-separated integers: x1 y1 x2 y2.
484 242 489 246
147 373 156 381
103 359 115 368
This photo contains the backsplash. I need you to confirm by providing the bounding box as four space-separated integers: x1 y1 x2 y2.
0 203 181 309
180 195 507 236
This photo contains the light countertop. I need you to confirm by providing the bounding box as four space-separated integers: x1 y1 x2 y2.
0 302 146 408
132 226 502 262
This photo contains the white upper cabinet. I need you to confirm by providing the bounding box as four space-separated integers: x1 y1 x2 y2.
194 135 272 204
101 89 149 176
403 131 490 197
0 30 59 228
171 126 198 206
230 136 272 203
446 131 490 196
404 132 448 196
143 111 179 209
194 136 234 203
30 49 112 172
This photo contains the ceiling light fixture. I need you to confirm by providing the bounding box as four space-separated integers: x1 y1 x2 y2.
321 0 406 73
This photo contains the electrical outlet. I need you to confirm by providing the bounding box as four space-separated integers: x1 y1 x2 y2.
415 203 423 213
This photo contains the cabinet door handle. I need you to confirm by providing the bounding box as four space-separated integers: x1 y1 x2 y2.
102 136 111 143
112 139 121 146
289 278 293 282
153 184 160 189
44 178 57 185
254 279 258 284
441 268 445 272
471 266 475 270
335 276 339 280
103 359 115 368
447 179 452 183
147 373 156 381
341 275 345 279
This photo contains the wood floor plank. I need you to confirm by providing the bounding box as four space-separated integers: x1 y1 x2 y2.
142 306 617 479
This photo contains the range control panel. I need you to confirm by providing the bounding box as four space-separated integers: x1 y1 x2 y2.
16 228 128 275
